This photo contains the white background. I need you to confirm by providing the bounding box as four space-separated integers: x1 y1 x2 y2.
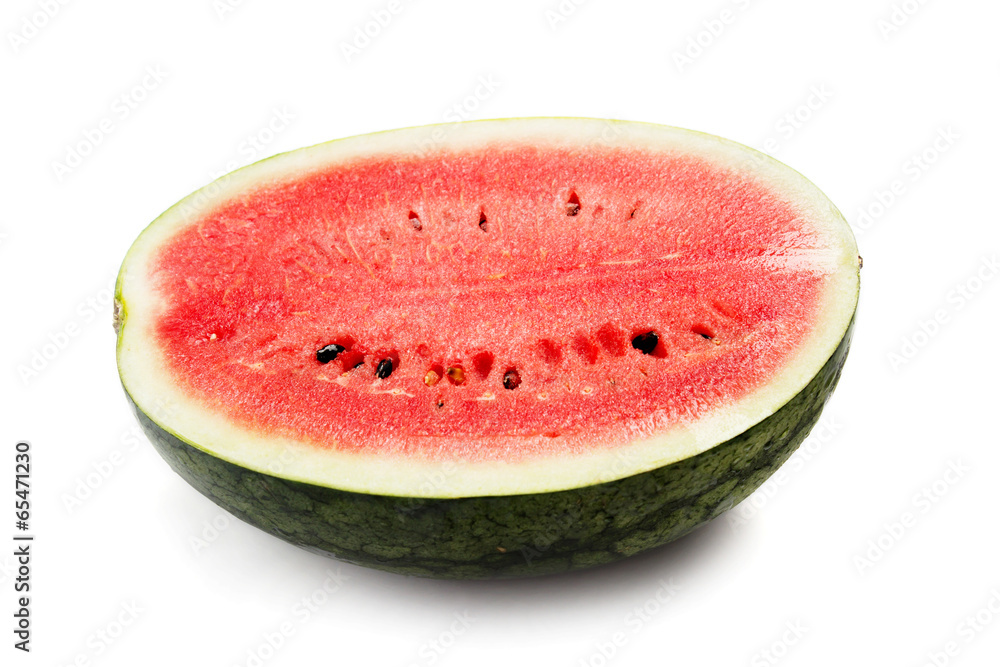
3 0 999 665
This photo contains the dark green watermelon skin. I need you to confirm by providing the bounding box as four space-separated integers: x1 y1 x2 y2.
128 320 852 579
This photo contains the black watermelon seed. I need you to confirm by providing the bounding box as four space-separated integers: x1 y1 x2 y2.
631 331 659 355
503 369 521 390
316 343 345 364
376 358 394 379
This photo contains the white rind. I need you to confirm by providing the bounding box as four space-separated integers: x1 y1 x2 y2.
117 118 859 498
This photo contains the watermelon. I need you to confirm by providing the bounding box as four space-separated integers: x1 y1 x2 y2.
115 118 860 578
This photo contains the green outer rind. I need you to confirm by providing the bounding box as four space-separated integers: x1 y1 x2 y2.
127 318 854 579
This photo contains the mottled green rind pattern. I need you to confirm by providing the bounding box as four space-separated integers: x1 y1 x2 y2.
128 320 852 579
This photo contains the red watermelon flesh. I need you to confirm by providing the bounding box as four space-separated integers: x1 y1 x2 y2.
148 144 826 463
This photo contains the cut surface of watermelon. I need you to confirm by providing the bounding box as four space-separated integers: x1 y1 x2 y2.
117 118 859 498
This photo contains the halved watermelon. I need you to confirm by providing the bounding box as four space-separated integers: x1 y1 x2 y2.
116 118 859 578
